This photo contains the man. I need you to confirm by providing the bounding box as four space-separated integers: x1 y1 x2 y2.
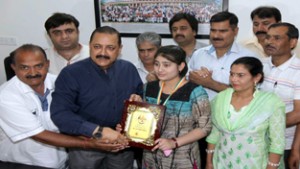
44 12 89 74
0 44 125 169
134 32 161 168
260 22 300 168
189 11 257 100
50 26 143 169
242 6 300 59
169 12 207 63
135 32 161 83
241 6 282 58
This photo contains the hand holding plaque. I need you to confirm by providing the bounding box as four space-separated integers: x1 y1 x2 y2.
120 100 165 150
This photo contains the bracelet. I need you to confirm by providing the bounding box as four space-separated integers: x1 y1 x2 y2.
205 149 215 154
268 160 280 167
171 138 178 148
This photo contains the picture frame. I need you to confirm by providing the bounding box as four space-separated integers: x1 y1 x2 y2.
120 100 166 150
94 0 228 38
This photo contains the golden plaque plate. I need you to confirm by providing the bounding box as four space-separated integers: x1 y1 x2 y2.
120 100 166 150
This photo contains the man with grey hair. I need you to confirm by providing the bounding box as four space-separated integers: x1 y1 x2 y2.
135 32 161 83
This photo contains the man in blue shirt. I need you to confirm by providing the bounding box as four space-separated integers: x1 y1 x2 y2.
51 26 143 169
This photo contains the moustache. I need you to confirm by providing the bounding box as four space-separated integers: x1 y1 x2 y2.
175 34 185 38
265 44 276 51
212 38 223 41
26 74 42 79
96 55 110 60
255 31 267 36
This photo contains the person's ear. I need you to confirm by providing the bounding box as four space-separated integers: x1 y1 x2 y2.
254 73 262 84
290 38 298 50
179 62 185 73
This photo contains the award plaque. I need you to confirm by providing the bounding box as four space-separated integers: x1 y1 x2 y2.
120 100 166 150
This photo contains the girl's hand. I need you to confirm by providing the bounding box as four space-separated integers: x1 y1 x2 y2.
151 138 176 151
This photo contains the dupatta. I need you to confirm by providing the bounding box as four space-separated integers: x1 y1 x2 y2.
211 88 284 134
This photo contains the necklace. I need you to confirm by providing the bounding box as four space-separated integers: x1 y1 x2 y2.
156 77 185 106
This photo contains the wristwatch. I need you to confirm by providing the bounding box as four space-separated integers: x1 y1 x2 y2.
93 126 103 139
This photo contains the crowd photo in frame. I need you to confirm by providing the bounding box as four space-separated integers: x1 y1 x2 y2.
94 0 228 38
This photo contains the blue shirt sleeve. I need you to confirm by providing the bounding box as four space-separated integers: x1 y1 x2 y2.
50 68 97 137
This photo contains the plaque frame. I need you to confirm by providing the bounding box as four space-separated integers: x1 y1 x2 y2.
120 100 166 150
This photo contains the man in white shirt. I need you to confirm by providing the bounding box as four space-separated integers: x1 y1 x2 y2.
189 11 257 101
259 22 300 168
44 13 89 74
169 12 207 63
135 32 161 83
0 44 127 169
241 6 300 59
241 6 282 58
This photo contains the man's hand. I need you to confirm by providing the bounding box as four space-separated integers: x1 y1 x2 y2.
115 124 122 132
92 138 126 152
102 127 128 145
83 137 126 152
129 94 143 102
189 68 213 88
288 149 300 169
146 72 157 82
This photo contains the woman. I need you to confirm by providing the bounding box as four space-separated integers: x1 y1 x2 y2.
135 45 212 169
206 57 286 169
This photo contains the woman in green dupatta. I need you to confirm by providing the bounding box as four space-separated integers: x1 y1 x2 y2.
206 57 286 169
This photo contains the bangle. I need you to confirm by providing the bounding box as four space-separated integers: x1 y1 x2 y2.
171 138 178 148
205 149 215 154
268 161 280 167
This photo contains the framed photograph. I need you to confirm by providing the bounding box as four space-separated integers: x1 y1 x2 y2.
94 0 228 38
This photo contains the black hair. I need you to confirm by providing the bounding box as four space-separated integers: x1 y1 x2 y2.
231 57 264 84
250 6 281 22
89 26 122 45
269 22 299 40
169 12 198 35
210 11 238 28
44 12 79 33
154 45 187 77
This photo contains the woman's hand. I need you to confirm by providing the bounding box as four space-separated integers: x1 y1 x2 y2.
205 162 214 169
151 138 176 151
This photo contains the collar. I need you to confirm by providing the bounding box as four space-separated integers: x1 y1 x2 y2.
17 73 55 94
136 60 149 73
52 43 84 61
268 54 296 71
207 41 240 56
243 36 259 45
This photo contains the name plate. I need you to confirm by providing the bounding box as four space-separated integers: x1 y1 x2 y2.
120 100 165 150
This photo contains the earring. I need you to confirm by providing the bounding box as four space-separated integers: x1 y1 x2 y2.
254 81 257 87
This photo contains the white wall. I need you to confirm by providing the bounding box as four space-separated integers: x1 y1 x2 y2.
1 0 300 84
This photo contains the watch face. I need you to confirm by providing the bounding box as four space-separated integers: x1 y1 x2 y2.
94 131 102 139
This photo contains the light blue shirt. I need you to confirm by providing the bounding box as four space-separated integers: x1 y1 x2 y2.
188 42 257 100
